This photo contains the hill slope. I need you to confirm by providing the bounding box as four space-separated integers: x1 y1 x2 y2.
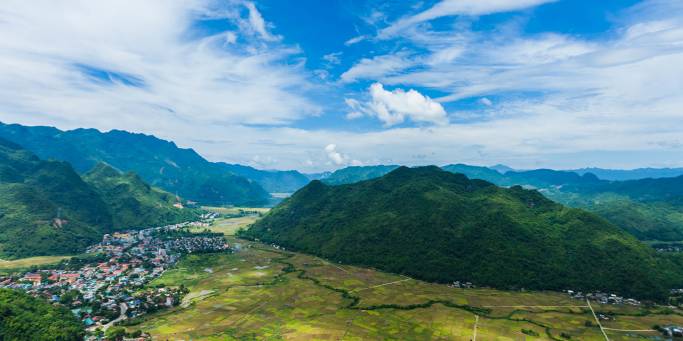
219 163 310 193
323 165 399 185
242 166 681 299
84 163 198 229
0 122 269 205
0 141 201 258
0 289 84 340
0 139 111 258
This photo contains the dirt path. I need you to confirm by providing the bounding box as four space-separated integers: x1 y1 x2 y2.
587 299 610 341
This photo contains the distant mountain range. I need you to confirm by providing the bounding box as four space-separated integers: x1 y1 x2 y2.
318 164 683 241
242 166 683 300
0 123 313 205
0 139 196 259
572 167 683 181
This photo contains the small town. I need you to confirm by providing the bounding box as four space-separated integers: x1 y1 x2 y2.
0 217 229 339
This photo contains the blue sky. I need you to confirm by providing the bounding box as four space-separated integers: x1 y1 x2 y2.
0 0 682 171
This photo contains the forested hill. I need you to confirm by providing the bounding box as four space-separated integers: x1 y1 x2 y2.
0 289 84 340
84 163 199 229
315 164 683 241
0 140 198 258
0 122 269 205
242 166 683 300
0 138 111 258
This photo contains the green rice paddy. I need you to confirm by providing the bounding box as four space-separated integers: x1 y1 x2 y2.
128 216 682 340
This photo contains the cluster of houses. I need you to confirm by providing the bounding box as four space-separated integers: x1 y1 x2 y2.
448 281 475 289
0 220 231 334
565 290 641 306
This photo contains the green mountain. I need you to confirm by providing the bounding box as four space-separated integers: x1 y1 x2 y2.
219 163 310 193
443 166 683 241
0 141 200 258
0 139 111 258
323 165 400 185
84 163 198 229
0 289 84 340
298 164 683 241
0 122 269 206
241 166 682 300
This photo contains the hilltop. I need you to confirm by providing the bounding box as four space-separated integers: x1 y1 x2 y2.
0 139 111 258
0 140 198 258
316 164 683 241
0 122 269 205
242 166 682 299
84 163 198 229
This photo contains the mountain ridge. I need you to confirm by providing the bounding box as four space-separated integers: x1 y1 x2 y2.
241 166 681 300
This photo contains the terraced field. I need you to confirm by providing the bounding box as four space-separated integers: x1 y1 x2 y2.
130 216 681 340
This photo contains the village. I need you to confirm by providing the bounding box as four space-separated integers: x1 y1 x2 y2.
0 215 227 338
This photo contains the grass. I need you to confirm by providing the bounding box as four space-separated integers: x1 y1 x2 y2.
0 255 73 271
129 235 681 340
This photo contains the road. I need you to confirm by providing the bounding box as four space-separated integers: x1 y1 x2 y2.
100 302 128 331
586 299 610 341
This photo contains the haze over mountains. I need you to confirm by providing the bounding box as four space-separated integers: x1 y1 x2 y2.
3 121 683 246
0 123 310 205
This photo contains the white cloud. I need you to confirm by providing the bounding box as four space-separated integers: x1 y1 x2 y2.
344 35 369 46
340 52 415 83
325 144 345 165
380 0 556 37
322 52 342 65
0 0 317 131
479 97 493 106
244 1 280 42
346 83 447 126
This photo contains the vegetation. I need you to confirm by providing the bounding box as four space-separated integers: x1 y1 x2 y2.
0 288 84 340
132 237 682 340
0 138 111 258
219 163 310 193
242 166 682 300
84 162 199 229
0 122 269 205
0 139 199 258
323 165 399 185
319 163 683 241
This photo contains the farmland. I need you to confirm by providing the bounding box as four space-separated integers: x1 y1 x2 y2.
130 214 681 340
0 255 74 272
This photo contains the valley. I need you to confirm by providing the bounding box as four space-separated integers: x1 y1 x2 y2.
127 213 683 340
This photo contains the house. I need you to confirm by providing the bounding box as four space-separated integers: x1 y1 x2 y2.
61 273 80 283
23 273 42 285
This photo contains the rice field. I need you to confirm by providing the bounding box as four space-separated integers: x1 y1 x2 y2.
0 255 73 271
131 235 680 340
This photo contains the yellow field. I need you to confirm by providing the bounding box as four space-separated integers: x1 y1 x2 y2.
130 236 678 340
0 255 73 270
201 206 270 215
204 216 259 236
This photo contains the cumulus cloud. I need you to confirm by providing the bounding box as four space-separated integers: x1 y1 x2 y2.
324 144 361 166
346 83 447 126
